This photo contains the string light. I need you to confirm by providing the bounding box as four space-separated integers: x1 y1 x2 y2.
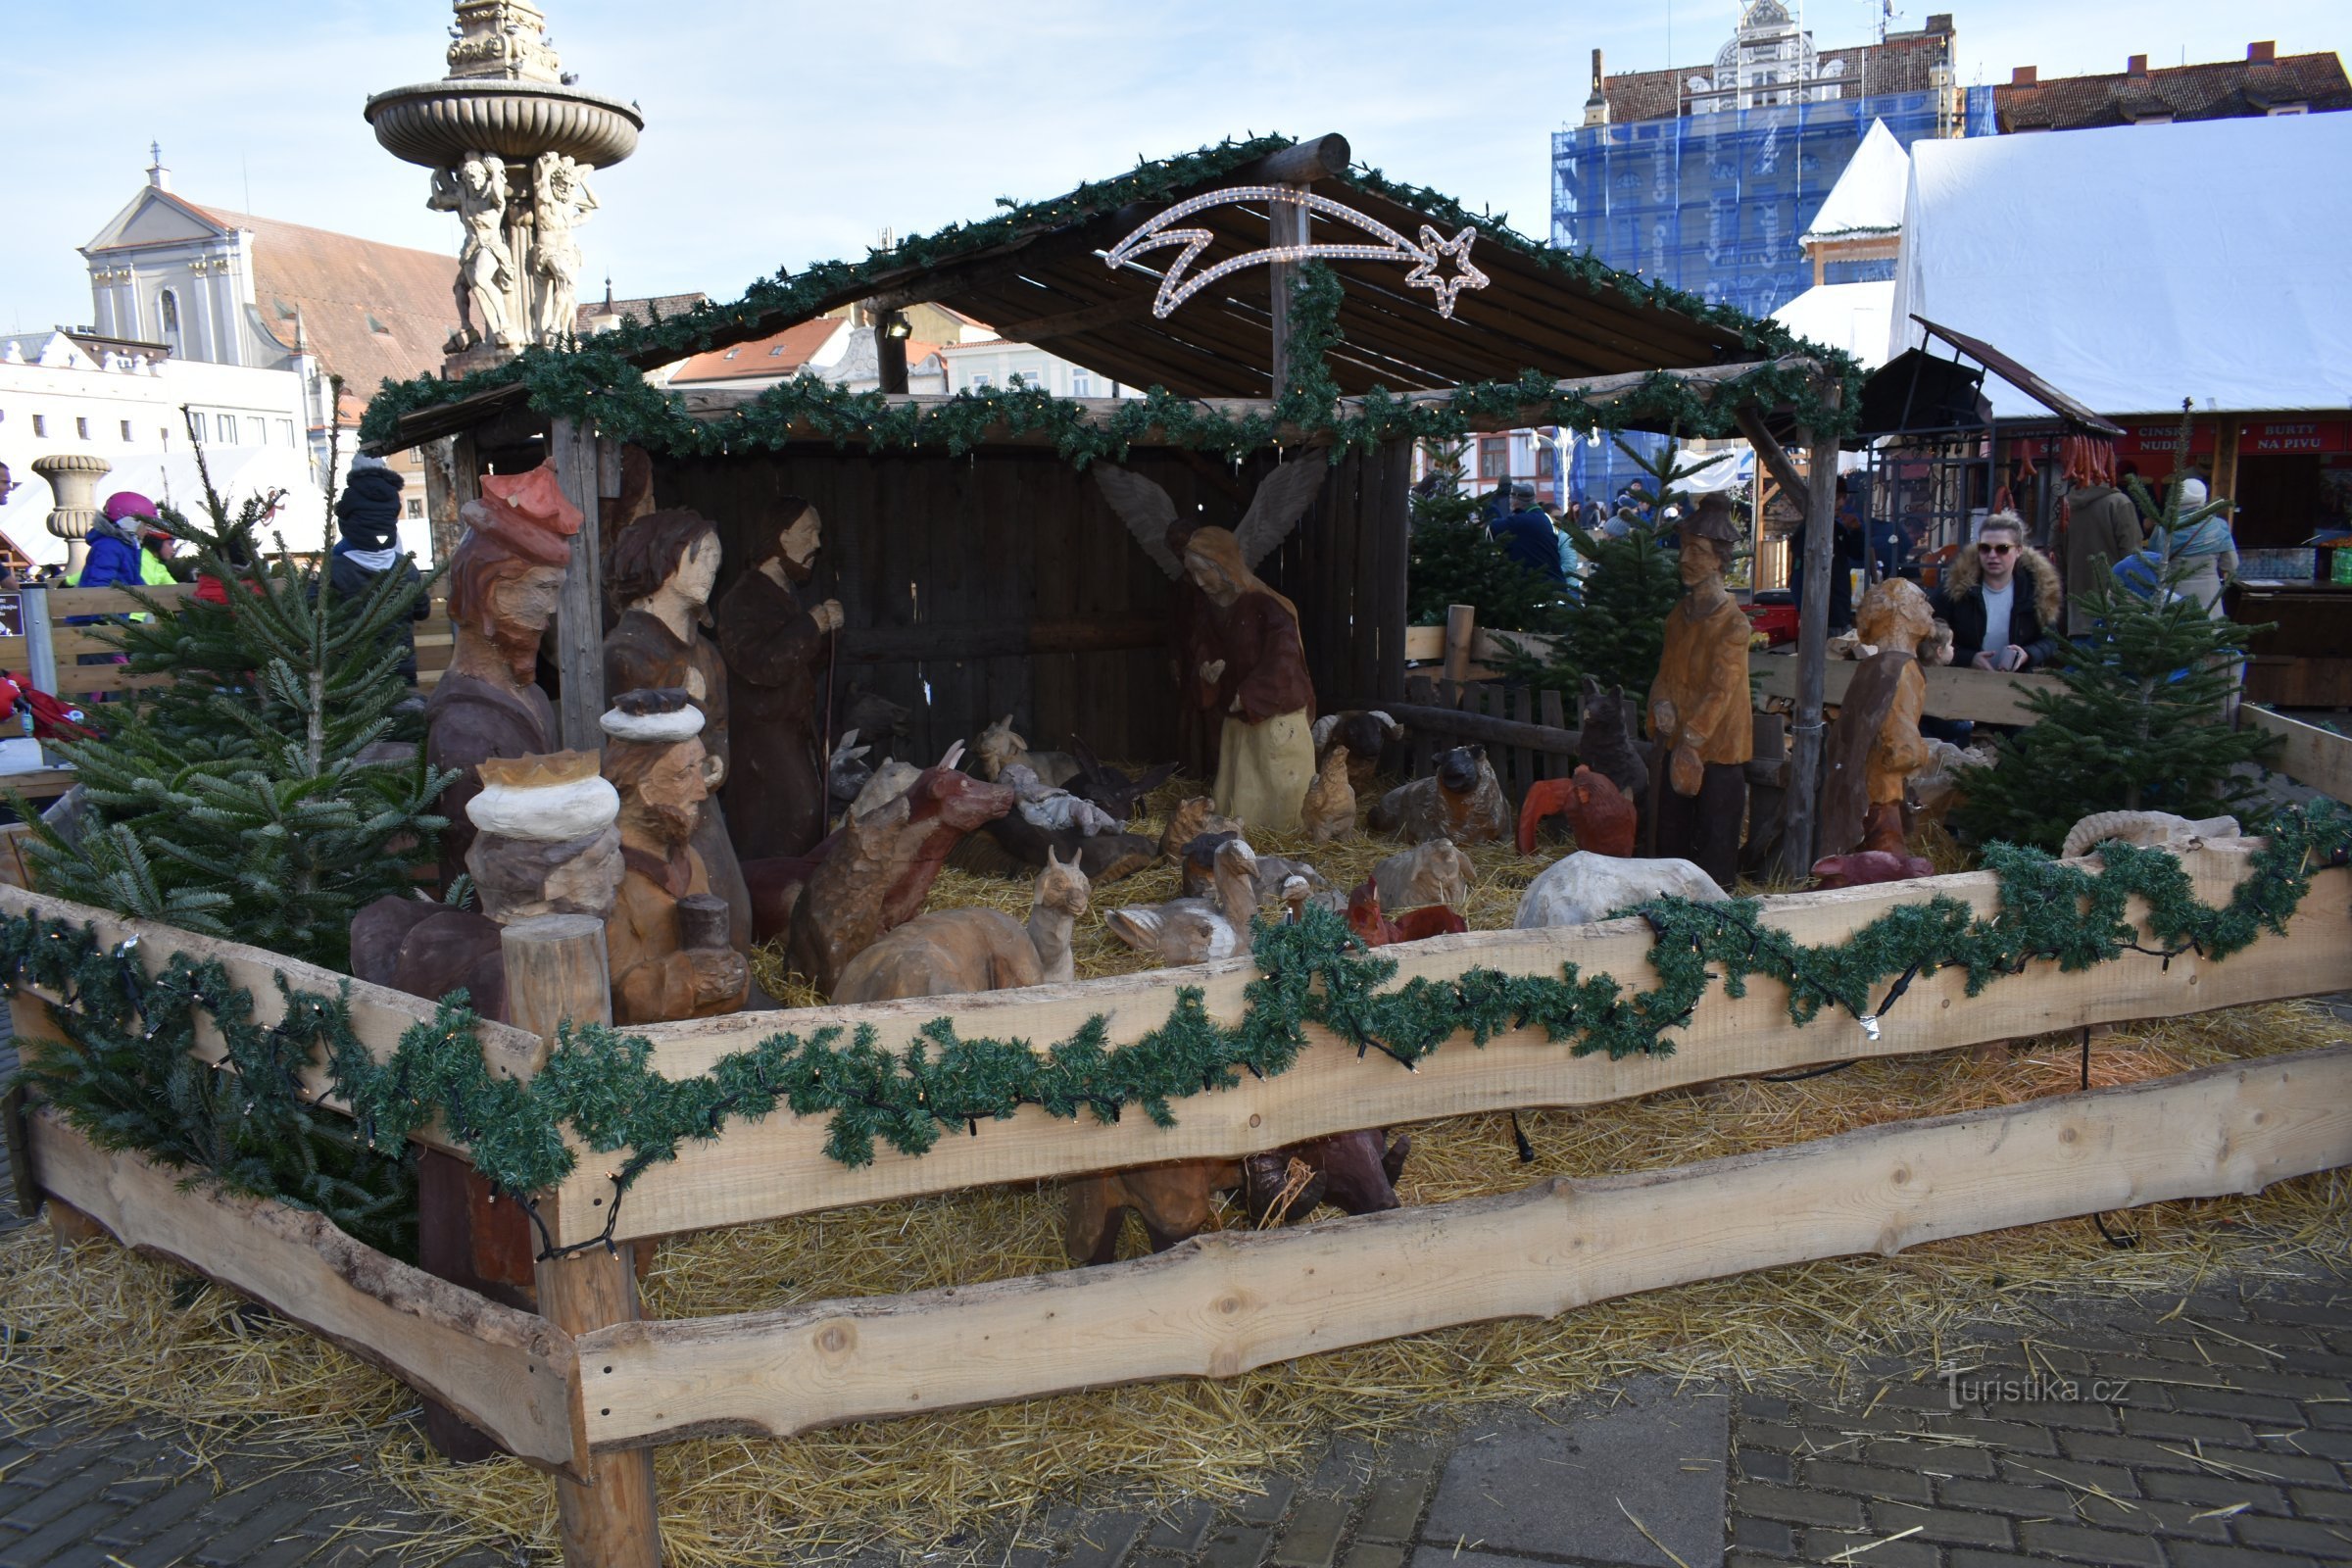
1105 185 1491 320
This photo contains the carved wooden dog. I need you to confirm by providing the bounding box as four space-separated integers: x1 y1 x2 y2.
782 748 1016 993
1368 745 1512 846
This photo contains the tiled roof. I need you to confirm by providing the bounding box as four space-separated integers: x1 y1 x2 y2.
669 318 843 384
1995 53 2351 131
1601 29 1950 122
576 292 709 332
199 205 457 412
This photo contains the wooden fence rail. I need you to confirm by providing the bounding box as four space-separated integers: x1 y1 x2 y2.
8 837 2351 1568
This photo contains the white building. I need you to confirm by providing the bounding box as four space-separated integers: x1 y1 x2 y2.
74 151 458 551
0 330 346 567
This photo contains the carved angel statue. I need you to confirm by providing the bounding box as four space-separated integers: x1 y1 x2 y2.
1094 457 1327 831
529 152 599 344
429 151 517 348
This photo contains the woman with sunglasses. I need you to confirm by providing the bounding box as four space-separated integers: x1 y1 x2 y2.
1930 513 2062 677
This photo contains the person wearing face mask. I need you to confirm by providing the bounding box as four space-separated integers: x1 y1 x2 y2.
1930 512 2062 676
329 454 429 682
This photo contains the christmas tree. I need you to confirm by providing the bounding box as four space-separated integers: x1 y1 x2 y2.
1953 407 2276 851
1405 443 1563 632
25 408 452 971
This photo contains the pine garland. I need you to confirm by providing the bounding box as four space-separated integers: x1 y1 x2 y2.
357 136 1859 459
9 805 2345 1253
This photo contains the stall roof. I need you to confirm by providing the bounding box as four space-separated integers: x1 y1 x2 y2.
375 133 1831 451
1888 112 2352 418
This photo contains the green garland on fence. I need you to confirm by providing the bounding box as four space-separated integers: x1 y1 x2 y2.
12 804 2344 1250
356 134 1857 460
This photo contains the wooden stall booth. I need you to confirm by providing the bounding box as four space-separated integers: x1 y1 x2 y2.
370 134 1845 795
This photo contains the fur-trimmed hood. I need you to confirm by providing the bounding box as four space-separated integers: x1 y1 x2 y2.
1943 539 2062 626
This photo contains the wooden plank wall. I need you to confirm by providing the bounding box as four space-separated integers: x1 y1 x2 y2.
647 441 1411 769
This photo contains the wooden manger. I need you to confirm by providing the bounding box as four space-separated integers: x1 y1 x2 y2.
7 835 2351 1568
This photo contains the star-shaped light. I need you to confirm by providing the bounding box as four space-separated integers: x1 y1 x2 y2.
1402 224 1489 319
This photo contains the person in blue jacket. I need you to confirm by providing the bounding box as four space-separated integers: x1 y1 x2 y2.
75 492 154 589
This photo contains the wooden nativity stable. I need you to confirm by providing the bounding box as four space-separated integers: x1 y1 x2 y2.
371 133 1849 816
46 134 2352 1568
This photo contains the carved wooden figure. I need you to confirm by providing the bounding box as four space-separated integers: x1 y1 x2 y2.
1159 797 1241 863
1104 836 1266 964
782 745 1017 994
712 497 844 860
831 849 1090 1003
598 690 750 1024
1646 493 1752 889
1346 879 1469 946
1820 577 1935 862
1371 839 1471 913
423 463 582 889
604 508 753 951
1067 738 1177 823
1577 675 1648 811
1299 745 1357 843
1094 461 1327 831
1313 710 1405 794
1518 765 1637 858
967 760 1158 885
1368 745 1512 846
974 715 1078 789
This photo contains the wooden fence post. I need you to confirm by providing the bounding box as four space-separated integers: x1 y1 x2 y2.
1778 399 1842 883
548 418 608 753
504 915 660 1568
1442 604 1476 686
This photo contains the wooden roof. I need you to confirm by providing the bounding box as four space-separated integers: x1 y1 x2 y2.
633 135 1756 400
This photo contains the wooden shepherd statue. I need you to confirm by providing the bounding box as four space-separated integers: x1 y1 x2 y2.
1092 459 1328 833
604 508 753 953
1819 577 1935 859
712 496 844 858
424 462 583 890
599 689 751 1024
1646 491 1752 888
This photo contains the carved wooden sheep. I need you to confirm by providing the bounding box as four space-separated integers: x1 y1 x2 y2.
1514 851 1727 928
1517 764 1637 858
2060 810 2242 861
1371 839 1471 913
1368 745 1512 847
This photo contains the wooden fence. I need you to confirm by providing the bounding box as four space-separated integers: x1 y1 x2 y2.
7 838 2350 1568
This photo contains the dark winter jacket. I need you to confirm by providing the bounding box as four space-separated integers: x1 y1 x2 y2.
2061 483 2143 635
1493 507 1566 584
1932 542 2065 672
73 522 145 593
327 541 429 684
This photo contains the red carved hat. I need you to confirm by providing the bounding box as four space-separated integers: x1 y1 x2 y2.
468 463 584 565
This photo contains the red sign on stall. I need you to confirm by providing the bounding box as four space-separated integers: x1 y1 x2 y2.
2113 420 2217 458
2239 418 2351 455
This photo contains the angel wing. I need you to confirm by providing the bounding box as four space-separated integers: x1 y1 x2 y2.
1233 456 1329 572
1092 466 1184 580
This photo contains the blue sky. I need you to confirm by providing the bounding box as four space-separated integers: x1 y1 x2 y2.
3 1 2342 334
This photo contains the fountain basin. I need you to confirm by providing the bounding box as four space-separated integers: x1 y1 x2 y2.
365 79 642 170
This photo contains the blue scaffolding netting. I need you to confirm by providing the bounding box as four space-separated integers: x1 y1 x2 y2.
1549 84 1996 507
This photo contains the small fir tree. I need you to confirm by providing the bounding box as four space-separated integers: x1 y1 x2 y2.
1405 444 1563 632
1953 405 2276 850
25 406 452 971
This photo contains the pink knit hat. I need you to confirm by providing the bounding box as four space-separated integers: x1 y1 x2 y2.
102 491 159 523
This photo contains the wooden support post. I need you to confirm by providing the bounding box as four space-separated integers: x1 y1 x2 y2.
1442 604 1476 686
1266 185 1309 397
503 916 655 1568
548 418 607 752
421 436 467 570
1779 405 1843 883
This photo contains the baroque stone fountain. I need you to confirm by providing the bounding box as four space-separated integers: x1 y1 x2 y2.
365 0 642 365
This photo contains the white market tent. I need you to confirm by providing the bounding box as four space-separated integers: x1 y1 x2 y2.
1801 119 1909 247
1773 279 1895 368
1889 112 2352 419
